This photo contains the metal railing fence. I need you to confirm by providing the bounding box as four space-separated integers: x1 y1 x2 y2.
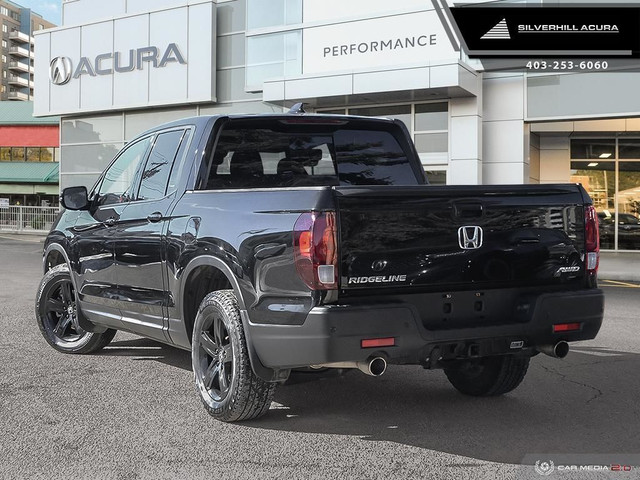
0 206 60 234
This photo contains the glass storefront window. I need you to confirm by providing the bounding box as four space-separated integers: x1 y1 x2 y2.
246 31 302 88
618 139 640 159
617 161 640 250
41 148 54 162
570 160 615 249
62 114 124 144
0 147 57 162
11 147 24 162
27 147 41 162
425 169 446 185
349 105 411 130
570 139 640 250
247 0 302 30
415 102 448 131
570 139 615 160
414 133 448 154
317 108 346 115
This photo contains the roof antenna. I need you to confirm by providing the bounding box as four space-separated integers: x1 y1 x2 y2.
288 103 306 114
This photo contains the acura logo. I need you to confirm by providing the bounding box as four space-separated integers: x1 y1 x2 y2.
458 226 483 250
50 57 72 85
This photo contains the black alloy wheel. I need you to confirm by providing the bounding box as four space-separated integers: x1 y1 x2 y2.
195 310 234 402
192 290 275 422
44 273 83 343
35 264 117 354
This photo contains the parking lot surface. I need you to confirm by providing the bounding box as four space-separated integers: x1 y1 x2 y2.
1 235 639 479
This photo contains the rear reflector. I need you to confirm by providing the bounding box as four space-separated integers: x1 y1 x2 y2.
361 337 395 348
553 323 581 333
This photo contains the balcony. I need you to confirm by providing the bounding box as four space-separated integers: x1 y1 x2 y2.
8 91 29 101
8 74 29 87
9 30 32 44
8 61 34 74
9 46 30 58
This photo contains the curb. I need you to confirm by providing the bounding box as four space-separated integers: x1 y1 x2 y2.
599 275 640 284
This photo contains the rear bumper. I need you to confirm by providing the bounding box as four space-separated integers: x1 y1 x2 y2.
248 289 604 369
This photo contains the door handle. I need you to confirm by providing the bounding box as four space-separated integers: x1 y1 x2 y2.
104 217 117 226
147 212 163 223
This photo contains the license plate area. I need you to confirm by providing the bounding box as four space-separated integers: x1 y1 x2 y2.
420 289 527 331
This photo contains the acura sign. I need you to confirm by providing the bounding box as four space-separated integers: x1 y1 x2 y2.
34 2 216 116
49 44 186 85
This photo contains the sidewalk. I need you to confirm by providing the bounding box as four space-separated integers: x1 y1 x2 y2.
0 231 45 243
0 232 637 281
598 251 640 283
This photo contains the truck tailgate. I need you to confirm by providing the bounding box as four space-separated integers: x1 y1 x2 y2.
335 184 588 292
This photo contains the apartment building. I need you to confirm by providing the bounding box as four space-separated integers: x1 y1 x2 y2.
1 0 55 101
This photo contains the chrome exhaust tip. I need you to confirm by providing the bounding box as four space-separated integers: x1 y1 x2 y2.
539 341 570 359
358 357 387 377
310 356 388 376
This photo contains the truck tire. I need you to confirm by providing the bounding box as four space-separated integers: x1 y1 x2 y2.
444 355 530 396
35 264 117 354
192 290 275 422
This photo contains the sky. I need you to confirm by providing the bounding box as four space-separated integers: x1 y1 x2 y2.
12 0 61 26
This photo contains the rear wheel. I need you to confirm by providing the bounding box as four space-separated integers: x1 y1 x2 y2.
192 290 275 422
35 264 117 354
444 355 530 396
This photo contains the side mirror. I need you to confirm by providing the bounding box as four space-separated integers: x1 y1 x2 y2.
60 186 90 211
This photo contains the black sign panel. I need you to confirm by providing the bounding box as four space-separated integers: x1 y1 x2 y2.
450 7 640 58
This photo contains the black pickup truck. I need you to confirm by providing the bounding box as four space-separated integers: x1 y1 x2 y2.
36 111 604 422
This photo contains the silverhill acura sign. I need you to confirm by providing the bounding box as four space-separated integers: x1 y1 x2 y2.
49 44 186 85
450 6 639 58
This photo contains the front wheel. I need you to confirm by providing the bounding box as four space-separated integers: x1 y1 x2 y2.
444 355 530 396
35 264 117 354
192 290 275 422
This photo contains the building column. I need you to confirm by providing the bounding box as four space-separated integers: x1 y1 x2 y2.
482 73 528 185
448 78 483 185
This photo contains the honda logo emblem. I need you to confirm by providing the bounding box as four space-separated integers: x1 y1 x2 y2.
458 226 483 250
49 57 72 86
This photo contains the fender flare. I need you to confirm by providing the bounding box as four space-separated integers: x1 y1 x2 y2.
180 255 248 310
42 242 108 333
180 255 283 382
43 242 70 275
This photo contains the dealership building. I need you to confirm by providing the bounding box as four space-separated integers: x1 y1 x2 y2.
34 0 640 251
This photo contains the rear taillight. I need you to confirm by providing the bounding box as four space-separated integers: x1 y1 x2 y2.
293 211 338 290
585 205 600 273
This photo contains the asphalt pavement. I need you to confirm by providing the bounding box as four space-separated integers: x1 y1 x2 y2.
1 235 639 480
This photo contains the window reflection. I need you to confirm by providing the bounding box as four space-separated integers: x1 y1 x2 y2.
570 161 615 249
349 105 411 131
246 31 302 88
617 162 640 250
570 139 615 160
